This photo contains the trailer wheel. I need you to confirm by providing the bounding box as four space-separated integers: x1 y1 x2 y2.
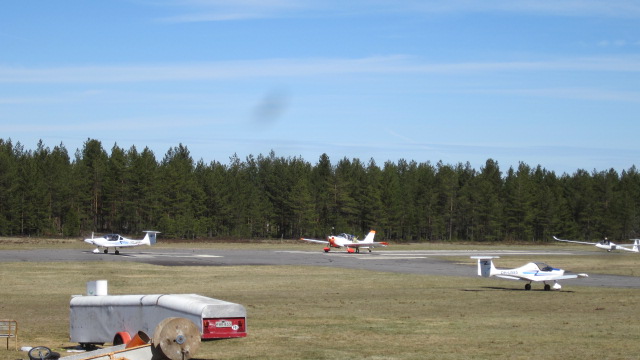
28 346 60 360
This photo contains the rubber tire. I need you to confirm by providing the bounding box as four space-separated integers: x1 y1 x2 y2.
29 346 60 360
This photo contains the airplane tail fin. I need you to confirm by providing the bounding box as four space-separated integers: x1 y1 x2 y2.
142 231 160 245
362 230 376 243
471 256 499 277
633 239 640 252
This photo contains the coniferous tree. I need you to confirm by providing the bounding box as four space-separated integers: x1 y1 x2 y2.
380 161 402 240
246 154 270 237
475 159 504 241
310 153 335 236
76 139 108 232
619 166 640 238
125 146 159 232
46 143 74 235
102 144 128 233
454 162 477 241
288 156 315 238
16 144 47 235
333 157 360 233
503 163 535 241
435 161 458 241
413 161 437 241
361 159 384 234
0 140 18 234
158 144 205 238
4 137 640 242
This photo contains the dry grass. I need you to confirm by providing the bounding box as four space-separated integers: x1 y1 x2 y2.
1 255 640 360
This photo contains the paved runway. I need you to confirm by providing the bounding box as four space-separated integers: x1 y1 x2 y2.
1 247 640 289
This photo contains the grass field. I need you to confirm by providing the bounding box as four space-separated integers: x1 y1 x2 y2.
1 240 640 359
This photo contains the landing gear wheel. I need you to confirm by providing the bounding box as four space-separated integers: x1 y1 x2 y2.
524 283 532 291
544 284 551 291
103 249 108 254
152 317 201 360
115 249 120 255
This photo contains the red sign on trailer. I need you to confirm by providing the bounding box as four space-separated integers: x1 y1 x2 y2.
202 318 246 339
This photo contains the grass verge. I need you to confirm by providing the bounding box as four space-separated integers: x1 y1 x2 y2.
1 259 640 360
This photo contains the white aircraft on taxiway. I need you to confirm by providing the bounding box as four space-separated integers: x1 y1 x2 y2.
84 231 160 254
471 256 588 291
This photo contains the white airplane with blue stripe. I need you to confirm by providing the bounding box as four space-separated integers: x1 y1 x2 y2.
84 231 160 254
471 256 588 291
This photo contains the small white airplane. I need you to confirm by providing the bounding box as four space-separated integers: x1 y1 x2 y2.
84 231 160 254
471 256 588 291
553 236 640 252
300 230 388 253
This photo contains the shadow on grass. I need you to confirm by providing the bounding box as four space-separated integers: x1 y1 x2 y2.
80 251 136 257
462 286 575 293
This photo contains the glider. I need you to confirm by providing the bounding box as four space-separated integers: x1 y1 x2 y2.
553 236 640 253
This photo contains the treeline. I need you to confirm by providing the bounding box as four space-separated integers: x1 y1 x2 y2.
1 138 639 242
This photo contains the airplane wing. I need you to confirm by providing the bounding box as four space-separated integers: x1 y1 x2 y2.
552 236 596 245
344 241 389 248
495 275 522 281
300 238 329 245
554 273 589 279
499 273 588 282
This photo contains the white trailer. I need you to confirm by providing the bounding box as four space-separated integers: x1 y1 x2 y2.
69 293 247 347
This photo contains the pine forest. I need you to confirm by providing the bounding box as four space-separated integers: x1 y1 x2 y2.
1 138 639 243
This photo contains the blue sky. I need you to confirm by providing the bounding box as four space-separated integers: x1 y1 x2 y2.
1 1 640 174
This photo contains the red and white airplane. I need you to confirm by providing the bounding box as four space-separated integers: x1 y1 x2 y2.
300 230 388 253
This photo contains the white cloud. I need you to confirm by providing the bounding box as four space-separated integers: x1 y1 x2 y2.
478 87 640 103
157 0 308 22
1 55 639 84
154 0 640 23
414 0 640 17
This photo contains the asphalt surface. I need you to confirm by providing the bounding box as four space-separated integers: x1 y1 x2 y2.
1 247 640 289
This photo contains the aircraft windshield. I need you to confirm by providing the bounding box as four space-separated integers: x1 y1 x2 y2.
535 263 554 271
104 234 121 241
338 233 357 241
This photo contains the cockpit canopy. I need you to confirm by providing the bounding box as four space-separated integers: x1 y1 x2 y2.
337 233 357 241
533 262 554 272
102 234 124 242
